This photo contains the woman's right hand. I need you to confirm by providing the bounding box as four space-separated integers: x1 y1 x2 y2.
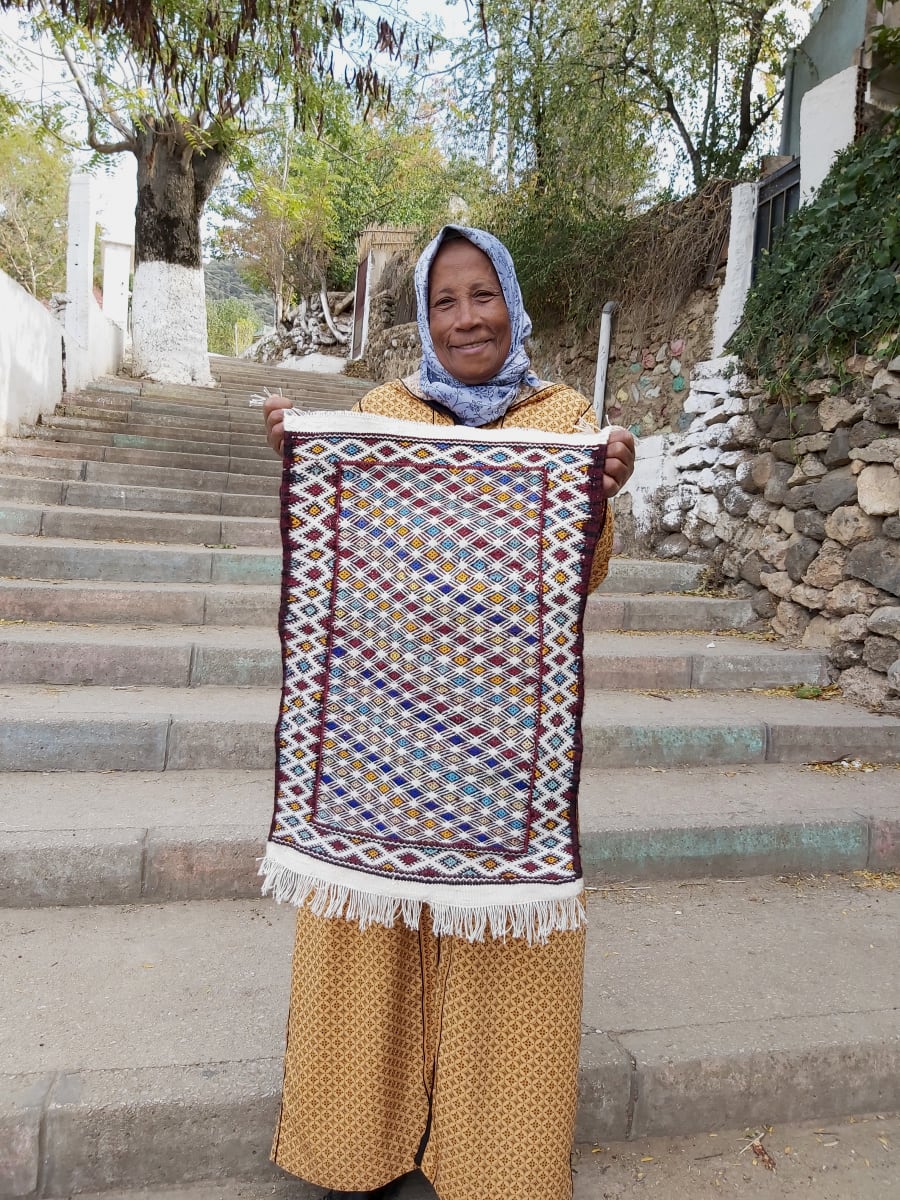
263 393 294 456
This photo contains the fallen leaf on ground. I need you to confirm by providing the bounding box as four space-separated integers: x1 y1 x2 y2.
852 870 899 891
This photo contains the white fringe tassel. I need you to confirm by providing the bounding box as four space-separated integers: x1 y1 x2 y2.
259 856 585 946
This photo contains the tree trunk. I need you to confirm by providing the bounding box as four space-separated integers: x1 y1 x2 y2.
130 123 227 384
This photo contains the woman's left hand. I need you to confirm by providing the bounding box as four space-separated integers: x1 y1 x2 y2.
602 427 636 498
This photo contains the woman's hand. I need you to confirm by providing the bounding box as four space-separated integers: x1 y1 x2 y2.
603 427 636 498
263 393 294 456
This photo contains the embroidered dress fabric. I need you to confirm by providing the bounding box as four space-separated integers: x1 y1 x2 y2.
261 410 609 943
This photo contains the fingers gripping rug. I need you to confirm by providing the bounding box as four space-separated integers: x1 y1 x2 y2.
261 410 609 943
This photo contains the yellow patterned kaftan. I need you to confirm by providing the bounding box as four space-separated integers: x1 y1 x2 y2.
273 378 614 1200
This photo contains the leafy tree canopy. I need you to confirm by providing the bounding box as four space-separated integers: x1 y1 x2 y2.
214 85 482 312
0 0 408 132
457 0 803 195
0 113 72 297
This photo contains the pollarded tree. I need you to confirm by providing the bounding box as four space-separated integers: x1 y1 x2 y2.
1 0 408 383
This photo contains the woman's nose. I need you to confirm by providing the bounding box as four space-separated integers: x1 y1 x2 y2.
454 297 479 327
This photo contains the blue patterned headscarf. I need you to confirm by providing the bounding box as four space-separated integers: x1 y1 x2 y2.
414 225 540 426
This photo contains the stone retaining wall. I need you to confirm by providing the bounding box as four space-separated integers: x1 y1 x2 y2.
655 353 900 713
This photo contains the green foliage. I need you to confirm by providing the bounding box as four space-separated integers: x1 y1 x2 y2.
206 295 261 356
214 87 480 310
870 0 900 78
4 1 399 129
205 258 273 326
451 0 801 196
0 117 72 298
729 121 900 391
609 0 800 188
450 0 652 203
470 179 732 337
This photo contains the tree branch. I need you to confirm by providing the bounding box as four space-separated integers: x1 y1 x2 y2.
53 28 136 154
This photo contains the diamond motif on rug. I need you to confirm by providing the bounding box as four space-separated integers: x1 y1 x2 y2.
262 412 608 940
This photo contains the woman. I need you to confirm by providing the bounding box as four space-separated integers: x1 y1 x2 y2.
263 226 635 1200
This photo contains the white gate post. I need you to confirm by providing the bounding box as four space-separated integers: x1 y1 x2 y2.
101 238 133 331
711 181 759 357
65 173 96 355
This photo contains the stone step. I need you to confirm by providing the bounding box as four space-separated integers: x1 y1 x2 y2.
2 685 898 772
0 534 280 585
0 580 276 625
0 504 279 548
0 626 830 691
57 402 275 433
73 389 356 419
41 415 273 450
2 765 897 907
590 558 705 593
0 474 278 518
26 424 274 459
0 535 704 592
0 437 281 477
2 878 897 1197
588 591 755 631
0 577 753 631
32 1112 900 1200
0 452 279 495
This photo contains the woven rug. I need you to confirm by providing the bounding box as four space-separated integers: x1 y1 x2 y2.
261 410 609 943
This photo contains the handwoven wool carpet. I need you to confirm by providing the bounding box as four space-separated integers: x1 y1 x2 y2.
261 410 609 942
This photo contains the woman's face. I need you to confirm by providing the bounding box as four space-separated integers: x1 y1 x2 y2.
427 238 512 385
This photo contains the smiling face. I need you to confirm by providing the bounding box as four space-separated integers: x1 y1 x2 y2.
427 238 513 385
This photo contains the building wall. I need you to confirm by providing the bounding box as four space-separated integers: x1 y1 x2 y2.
799 66 861 200
780 0 870 157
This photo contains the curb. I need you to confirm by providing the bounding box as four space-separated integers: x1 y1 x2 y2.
4 708 900 772
4 1021 899 1198
3 815 897 908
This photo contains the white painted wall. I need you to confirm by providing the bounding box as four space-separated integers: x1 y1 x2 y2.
64 173 126 391
65 299 125 393
799 66 859 201
101 238 132 330
712 182 759 357
0 270 64 437
618 432 679 537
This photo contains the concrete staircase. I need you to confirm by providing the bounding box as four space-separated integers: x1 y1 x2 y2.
1 359 899 1199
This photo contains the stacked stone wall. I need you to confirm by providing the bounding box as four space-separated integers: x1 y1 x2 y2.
655 353 900 713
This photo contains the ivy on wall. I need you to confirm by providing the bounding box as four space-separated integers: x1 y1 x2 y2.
729 118 900 394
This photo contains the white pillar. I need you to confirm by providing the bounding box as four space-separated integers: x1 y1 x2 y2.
711 181 759 358
101 238 133 331
65 173 96 353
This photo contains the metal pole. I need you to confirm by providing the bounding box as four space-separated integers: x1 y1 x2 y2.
593 300 619 427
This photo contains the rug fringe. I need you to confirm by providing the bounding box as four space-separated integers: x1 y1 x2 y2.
259 857 585 945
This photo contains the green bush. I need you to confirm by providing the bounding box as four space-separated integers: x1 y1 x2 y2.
206 297 261 356
729 120 900 392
